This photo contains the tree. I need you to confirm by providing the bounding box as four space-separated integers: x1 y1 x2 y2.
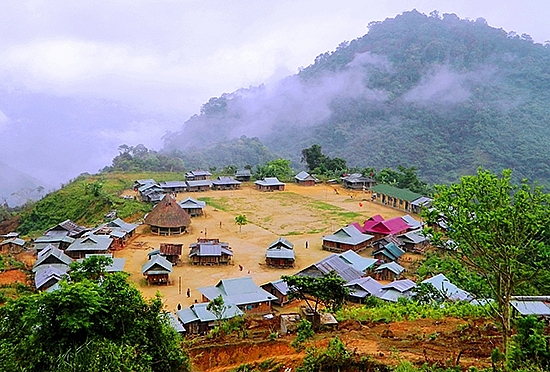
69 255 113 281
424 168 550 357
0 271 191 372
282 271 348 320
206 295 227 324
235 214 248 232
255 158 293 181
301 144 326 172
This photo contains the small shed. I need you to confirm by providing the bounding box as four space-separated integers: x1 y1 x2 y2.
45 219 88 238
341 173 376 190
345 277 384 303
235 169 252 182
294 171 317 186
261 279 291 306
398 230 429 253
178 197 206 217
255 177 285 192
265 238 295 268
34 265 69 291
145 194 191 235
372 242 405 263
142 254 173 285
189 238 233 265
176 302 244 335
0 237 26 254
374 261 405 281
160 243 183 264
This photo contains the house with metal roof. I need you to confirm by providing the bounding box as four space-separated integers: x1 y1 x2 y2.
374 261 405 281
159 243 183 264
198 277 277 314
345 277 383 303
142 254 173 285
167 312 186 334
45 219 88 238
185 170 212 181
158 180 187 193
255 177 285 192
370 184 424 213
373 242 405 263
178 197 207 217
65 234 113 259
261 279 291 306
186 179 212 192
265 238 295 268
398 230 429 253
212 176 241 190
322 224 373 253
107 218 139 236
510 296 550 318
341 173 376 190
295 171 317 186
33 235 75 252
176 302 244 335
0 237 26 254
235 169 252 182
32 245 73 273
189 238 233 265
296 253 364 283
339 250 378 273
34 265 69 291
421 274 472 302
377 279 416 302
401 214 423 230
133 179 156 190
410 196 433 214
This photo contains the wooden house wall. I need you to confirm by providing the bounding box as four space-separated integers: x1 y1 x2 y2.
151 225 186 236
239 301 272 314
256 184 285 192
266 257 295 268
373 251 400 263
262 283 289 306
187 185 210 192
297 179 315 186
66 249 107 260
145 273 169 285
212 184 240 190
375 268 400 281
235 175 251 182
191 253 231 265
322 240 369 253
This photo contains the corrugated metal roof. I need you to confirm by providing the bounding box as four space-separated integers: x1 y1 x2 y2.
399 230 427 244
108 218 138 233
33 246 73 271
345 277 383 296
510 300 550 316
339 250 377 272
255 177 285 186
371 184 422 202
421 274 472 302
167 312 186 333
178 198 206 208
382 279 416 293
66 234 113 252
0 237 26 246
315 254 364 283
142 254 173 274
269 279 289 295
189 244 233 257
34 265 68 289
266 248 295 259
401 215 423 229
375 261 405 275
411 196 433 207
212 176 241 185
268 237 294 250
198 277 277 305
323 225 373 245
373 242 404 261
186 180 213 187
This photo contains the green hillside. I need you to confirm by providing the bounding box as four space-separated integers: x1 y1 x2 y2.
164 10 550 185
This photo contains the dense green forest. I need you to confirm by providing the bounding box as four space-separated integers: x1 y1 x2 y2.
162 10 550 185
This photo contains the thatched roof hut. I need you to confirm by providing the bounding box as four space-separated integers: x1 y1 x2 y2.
145 194 191 235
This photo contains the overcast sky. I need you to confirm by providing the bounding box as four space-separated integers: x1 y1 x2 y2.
0 0 549 186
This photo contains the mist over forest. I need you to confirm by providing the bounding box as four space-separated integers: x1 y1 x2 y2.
163 10 550 185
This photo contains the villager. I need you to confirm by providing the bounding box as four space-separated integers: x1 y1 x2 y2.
239 264 243 271
186 288 191 298
177 303 181 310
305 241 309 249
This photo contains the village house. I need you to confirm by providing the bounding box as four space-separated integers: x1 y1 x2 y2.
186 179 212 192
198 277 277 314
410 196 433 215
133 179 156 190
0 237 26 254
142 254 173 285
353 214 410 242
261 279 291 306
33 235 75 253
296 252 364 283
370 184 424 213
64 234 113 259
341 173 376 190
371 235 403 252
211 176 241 190
45 219 88 238
422 274 472 302
322 224 373 253
158 181 187 193
160 243 183 264
255 177 285 192
265 237 295 268
294 171 317 186
138 183 165 203
189 238 233 265
377 279 416 302
338 250 378 274
372 242 405 263
398 230 429 253
176 302 244 335
374 261 405 281
91 218 139 250
34 265 68 291
185 170 212 181
145 194 191 236
178 197 206 217
32 245 73 273
235 169 252 182
344 277 383 303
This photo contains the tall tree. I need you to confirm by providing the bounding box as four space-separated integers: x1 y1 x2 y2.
425 168 550 357
301 144 326 172
234 214 248 232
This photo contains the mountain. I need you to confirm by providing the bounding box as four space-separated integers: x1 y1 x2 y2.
0 161 49 206
163 10 550 185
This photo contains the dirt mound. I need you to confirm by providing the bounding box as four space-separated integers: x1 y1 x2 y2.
0 269 28 285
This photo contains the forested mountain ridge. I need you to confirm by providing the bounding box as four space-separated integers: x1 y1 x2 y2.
163 10 550 185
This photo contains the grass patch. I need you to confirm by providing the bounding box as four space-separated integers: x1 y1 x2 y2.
309 201 341 211
337 211 361 219
282 231 303 236
197 197 229 211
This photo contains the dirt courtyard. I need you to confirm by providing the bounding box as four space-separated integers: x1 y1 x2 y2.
116 183 410 312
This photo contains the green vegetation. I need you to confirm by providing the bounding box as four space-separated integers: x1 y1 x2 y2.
425 168 550 356
197 196 229 211
102 144 186 173
290 319 315 351
508 316 550 371
255 158 294 182
16 172 183 236
234 214 248 232
230 358 284 372
0 261 190 372
336 298 489 324
0 255 25 271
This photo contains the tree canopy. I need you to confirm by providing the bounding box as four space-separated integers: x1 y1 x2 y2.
424 168 550 355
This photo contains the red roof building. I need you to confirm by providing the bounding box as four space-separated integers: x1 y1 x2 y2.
354 215 410 241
